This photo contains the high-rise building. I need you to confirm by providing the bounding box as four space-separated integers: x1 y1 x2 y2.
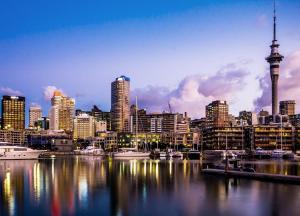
73 113 95 139
1 95 25 130
29 104 42 128
279 100 295 116
266 5 284 116
205 100 229 127
111 75 130 132
49 105 59 130
49 90 75 131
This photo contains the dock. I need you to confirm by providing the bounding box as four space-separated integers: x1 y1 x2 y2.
202 169 300 184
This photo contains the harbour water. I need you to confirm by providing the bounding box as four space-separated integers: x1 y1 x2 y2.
1 157 300 216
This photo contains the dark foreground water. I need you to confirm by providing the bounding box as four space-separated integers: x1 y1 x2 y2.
1 157 300 216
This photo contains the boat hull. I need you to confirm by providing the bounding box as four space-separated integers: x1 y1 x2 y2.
113 152 150 158
0 151 45 160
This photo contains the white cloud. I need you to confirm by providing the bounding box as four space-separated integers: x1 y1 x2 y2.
0 87 22 96
132 62 250 118
43 86 64 101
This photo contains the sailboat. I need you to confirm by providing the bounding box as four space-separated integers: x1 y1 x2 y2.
113 97 150 159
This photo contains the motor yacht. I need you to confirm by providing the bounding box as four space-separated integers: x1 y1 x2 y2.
113 148 150 158
0 146 46 160
79 146 105 156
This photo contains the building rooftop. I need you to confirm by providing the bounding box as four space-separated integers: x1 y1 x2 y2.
116 75 130 81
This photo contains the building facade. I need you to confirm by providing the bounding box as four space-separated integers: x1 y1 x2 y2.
29 104 42 128
34 117 50 130
246 125 294 151
202 126 244 150
49 105 59 130
0 129 27 145
205 100 229 127
73 113 95 140
1 96 25 130
279 100 295 116
111 76 130 132
50 90 75 131
239 111 258 126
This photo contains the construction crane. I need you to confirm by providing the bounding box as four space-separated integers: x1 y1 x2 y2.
168 102 172 114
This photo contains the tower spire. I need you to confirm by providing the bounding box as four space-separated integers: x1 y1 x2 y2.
273 0 276 41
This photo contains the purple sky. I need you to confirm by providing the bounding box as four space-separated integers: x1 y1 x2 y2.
0 0 300 122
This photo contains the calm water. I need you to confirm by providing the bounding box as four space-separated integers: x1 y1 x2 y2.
1 157 300 216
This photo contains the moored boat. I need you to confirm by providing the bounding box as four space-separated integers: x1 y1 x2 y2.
79 146 105 156
113 148 150 158
0 146 46 160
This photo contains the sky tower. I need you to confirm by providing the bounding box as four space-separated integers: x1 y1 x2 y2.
266 2 284 116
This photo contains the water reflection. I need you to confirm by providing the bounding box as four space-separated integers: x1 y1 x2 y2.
0 157 300 216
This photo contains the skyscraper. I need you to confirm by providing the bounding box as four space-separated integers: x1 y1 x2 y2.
1 95 25 130
205 100 229 127
279 100 295 116
266 4 284 116
49 90 75 131
29 104 42 128
111 76 130 132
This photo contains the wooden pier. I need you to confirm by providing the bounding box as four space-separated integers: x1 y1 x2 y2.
202 169 300 184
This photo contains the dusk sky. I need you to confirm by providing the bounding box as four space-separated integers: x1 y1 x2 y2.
1 0 300 120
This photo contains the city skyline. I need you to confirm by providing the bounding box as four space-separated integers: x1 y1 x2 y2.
1 0 300 119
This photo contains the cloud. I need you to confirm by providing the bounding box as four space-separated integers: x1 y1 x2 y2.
0 87 22 96
254 50 300 113
43 86 64 101
30 102 41 108
132 86 171 112
132 62 249 118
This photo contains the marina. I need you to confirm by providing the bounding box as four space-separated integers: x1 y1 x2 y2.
1 157 300 216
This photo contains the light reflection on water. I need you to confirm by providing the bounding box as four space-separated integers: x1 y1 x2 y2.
0 157 300 216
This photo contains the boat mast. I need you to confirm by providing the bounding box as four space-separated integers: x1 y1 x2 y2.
135 96 138 150
280 115 283 150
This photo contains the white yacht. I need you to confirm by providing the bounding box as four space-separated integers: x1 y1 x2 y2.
113 148 150 158
167 149 183 159
0 146 46 160
79 146 105 156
